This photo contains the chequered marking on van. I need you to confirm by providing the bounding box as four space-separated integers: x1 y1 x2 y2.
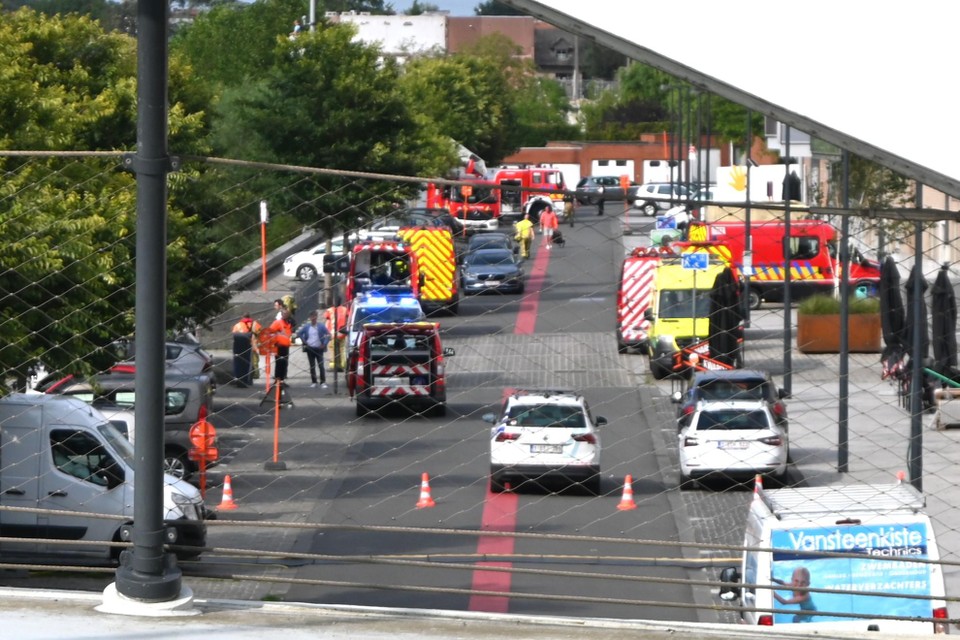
398 227 456 303
749 261 823 281
371 364 429 376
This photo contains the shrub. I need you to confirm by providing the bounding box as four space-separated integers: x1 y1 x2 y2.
798 293 880 315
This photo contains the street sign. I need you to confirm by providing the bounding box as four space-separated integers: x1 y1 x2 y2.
656 215 676 230
682 253 709 270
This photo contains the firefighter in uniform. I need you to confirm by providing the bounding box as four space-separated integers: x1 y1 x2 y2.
270 308 294 386
324 304 348 371
514 213 535 259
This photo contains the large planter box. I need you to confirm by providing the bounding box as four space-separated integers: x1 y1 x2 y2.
796 313 882 353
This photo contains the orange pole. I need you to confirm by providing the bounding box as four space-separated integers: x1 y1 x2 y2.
272 380 281 463
199 457 207 499
260 221 268 291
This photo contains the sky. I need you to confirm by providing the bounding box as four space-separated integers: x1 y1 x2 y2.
390 0 477 15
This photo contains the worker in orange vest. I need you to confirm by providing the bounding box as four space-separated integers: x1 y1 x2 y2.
269 308 294 385
324 304 348 371
231 314 262 387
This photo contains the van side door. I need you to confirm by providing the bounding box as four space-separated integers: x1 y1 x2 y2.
41 428 128 557
0 422 43 544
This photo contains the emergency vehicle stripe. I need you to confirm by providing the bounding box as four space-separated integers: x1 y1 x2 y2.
749 262 823 281
618 256 658 335
398 228 456 303
369 386 431 396
371 364 429 376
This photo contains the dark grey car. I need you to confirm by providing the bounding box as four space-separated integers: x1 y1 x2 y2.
575 175 634 205
461 248 525 294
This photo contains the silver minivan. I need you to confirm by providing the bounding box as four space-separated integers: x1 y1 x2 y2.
0 394 205 561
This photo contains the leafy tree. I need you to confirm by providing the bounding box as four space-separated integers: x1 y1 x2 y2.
403 0 439 14
211 23 456 235
0 8 228 388
474 1 523 15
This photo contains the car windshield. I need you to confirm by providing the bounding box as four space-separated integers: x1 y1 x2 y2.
506 404 586 428
697 380 769 402
467 251 514 266
696 409 770 431
658 289 712 319
355 306 423 330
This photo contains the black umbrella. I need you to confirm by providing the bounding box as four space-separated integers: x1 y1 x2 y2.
930 266 957 378
709 266 743 367
879 256 907 362
904 263 930 363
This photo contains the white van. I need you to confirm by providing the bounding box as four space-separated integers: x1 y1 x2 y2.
718 479 949 634
0 393 206 561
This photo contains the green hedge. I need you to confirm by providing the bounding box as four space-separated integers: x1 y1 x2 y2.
798 293 880 315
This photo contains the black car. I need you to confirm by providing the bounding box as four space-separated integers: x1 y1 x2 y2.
671 369 788 429
465 231 518 256
461 248 525 294
397 207 466 239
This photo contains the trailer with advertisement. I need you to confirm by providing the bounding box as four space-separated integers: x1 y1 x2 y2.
719 478 949 635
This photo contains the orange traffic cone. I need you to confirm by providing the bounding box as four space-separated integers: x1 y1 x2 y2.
218 474 238 510
617 474 637 511
416 472 435 509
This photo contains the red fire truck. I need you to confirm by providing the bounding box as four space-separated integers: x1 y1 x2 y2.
425 178 501 233
486 165 567 224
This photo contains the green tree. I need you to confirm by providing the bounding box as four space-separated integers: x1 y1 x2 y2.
474 1 523 15
0 8 228 387
211 23 455 235
403 0 439 14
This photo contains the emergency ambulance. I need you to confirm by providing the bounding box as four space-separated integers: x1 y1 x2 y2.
694 219 881 309
719 477 950 635
396 226 460 315
642 252 732 380
615 247 662 354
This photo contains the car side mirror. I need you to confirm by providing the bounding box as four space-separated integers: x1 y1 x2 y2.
778 388 789 400
443 347 455 357
643 308 654 322
595 416 607 427
718 567 741 601
482 412 496 424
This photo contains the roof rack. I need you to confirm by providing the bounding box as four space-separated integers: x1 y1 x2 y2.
756 481 925 520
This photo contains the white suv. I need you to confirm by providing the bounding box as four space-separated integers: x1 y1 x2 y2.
483 390 606 494
629 182 691 217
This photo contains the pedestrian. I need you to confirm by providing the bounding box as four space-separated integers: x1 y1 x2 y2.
540 206 559 250
563 193 575 227
230 313 261 387
291 19 301 37
597 195 605 216
270 308 294 385
274 298 285 321
296 310 330 388
324 303 348 371
514 212 535 259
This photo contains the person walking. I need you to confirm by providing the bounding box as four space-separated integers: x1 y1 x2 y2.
514 212 535 259
324 303 348 371
270 308 294 386
230 313 261 387
540 206 559 250
563 193 575 227
296 310 330 388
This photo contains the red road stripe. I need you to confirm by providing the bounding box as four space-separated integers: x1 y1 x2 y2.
469 240 551 612
514 241 549 335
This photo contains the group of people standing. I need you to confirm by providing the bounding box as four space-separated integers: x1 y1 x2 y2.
231 296 332 390
513 204 564 259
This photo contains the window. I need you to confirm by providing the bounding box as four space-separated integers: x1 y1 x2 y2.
790 236 819 260
50 429 123 487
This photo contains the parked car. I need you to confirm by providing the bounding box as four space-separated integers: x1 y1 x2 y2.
629 182 692 216
460 248 525 294
483 389 606 494
397 207 466 239
283 235 357 281
109 339 215 380
672 369 788 429
575 175 635 205
465 231 518 256
358 212 446 242
678 399 789 488
48 371 217 480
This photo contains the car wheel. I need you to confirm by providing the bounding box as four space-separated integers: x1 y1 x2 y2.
641 201 659 217
582 473 602 496
516 282 525 294
431 402 447 418
490 473 507 493
748 288 762 310
355 399 369 417
164 449 190 480
679 474 697 490
296 264 317 281
617 340 628 355
588 195 602 206
650 353 675 380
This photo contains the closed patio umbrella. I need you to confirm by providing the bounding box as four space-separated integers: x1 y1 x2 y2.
708 266 743 367
905 263 930 364
879 256 907 363
930 265 957 379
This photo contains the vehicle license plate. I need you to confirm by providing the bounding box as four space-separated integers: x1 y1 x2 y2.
484 280 501 286
378 377 406 386
718 441 748 450
531 444 562 454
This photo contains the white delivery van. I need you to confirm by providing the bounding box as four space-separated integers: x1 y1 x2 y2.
719 478 949 634
0 393 206 561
